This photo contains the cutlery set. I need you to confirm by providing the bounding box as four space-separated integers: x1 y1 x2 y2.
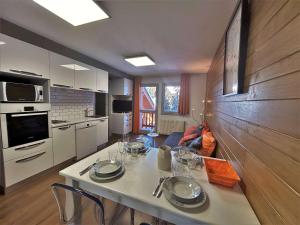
152 176 168 198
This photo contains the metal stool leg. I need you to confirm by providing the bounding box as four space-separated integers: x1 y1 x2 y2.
130 208 135 225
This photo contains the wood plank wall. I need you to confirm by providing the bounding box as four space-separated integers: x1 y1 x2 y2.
205 0 300 224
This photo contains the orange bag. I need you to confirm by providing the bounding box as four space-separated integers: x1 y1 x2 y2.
200 132 216 156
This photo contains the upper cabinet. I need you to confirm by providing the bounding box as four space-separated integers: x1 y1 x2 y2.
0 33 49 79
74 62 97 92
110 78 133 96
96 69 108 93
49 52 75 88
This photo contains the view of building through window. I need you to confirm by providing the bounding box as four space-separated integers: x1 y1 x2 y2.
163 84 180 113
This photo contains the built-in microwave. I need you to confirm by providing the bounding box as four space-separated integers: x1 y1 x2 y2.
0 82 44 102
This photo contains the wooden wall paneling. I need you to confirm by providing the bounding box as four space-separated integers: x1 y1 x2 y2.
245 51 300 86
211 128 287 225
247 0 288 49
246 15 300 76
214 119 300 225
247 71 300 100
214 111 300 162
216 114 300 192
214 100 300 138
205 1 300 223
247 0 299 56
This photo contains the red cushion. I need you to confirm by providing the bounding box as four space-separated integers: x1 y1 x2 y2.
179 133 198 145
184 126 198 136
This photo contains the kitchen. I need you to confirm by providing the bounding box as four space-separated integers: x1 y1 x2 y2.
0 31 134 192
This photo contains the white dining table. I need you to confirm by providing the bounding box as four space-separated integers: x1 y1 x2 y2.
59 143 260 225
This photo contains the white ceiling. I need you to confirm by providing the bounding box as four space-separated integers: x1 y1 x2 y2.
0 0 237 76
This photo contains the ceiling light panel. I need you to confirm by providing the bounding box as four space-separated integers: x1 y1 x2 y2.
125 56 155 67
33 0 109 26
60 64 90 71
0 41 6 45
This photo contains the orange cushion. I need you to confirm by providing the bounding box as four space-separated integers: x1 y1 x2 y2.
183 126 198 137
200 132 216 156
179 133 198 145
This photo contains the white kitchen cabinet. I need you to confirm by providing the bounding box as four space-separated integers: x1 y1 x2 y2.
52 124 76 165
110 113 132 135
0 33 49 79
110 78 133 96
75 61 97 91
4 138 53 187
96 118 108 146
49 52 75 89
96 69 108 93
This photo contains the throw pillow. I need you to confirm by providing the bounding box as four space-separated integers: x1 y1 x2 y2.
179 133 198 145
183 126 198 137
188 136 202 149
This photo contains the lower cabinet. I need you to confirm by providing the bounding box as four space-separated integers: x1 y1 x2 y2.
96 118 108 146
4 139 53 187
52 125 76 165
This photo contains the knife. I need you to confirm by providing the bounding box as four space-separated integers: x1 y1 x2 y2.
79 163 96 176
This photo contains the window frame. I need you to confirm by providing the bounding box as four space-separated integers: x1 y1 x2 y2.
161 83 181 115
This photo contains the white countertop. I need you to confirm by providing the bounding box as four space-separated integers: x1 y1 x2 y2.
51 116 109 128
60 143 260 225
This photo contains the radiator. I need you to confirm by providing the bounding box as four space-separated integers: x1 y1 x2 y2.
158 119 185 135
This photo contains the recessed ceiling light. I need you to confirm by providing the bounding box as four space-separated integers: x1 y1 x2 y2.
0 41 6 45
33 0 109 26
60 64 90 71
125 56 156 67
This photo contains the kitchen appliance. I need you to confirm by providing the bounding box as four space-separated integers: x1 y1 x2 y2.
0 82 44 102
1 111 49 148
76 121 97 159
112 100 132 113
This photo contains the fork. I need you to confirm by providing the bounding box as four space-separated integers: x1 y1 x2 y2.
152 177 165 196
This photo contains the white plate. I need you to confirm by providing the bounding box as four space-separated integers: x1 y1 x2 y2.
163 176 202 203
94 160 122 177
163 189 207 209
89 166 125 182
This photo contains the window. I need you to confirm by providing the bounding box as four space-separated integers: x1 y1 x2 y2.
162 84 180 114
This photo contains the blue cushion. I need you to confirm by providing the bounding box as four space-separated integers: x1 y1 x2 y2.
163 132 184 147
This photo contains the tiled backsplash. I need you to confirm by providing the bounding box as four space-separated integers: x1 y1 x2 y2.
50 87 95 121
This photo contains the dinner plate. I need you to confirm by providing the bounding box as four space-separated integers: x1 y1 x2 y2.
126 141 149 153
89 166 125 182
94 160 122 177
163 187 207 209
163 176 202 204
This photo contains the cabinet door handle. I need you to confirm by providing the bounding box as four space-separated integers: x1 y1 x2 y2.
78 125 96 130
15 152 46 163
58 125 71 130
15 141 45 151
10 69 43 77
53 84 73 88
79 88 92 91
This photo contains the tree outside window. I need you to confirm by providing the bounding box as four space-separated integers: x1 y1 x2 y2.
162 84 180 114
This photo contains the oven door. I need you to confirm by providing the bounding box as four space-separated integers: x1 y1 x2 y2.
5 112 49 147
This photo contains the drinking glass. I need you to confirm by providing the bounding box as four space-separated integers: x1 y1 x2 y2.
172 160 190 177
131 148 139 158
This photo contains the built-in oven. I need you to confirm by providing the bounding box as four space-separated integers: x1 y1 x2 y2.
1 111 49 148
0 82 44 102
